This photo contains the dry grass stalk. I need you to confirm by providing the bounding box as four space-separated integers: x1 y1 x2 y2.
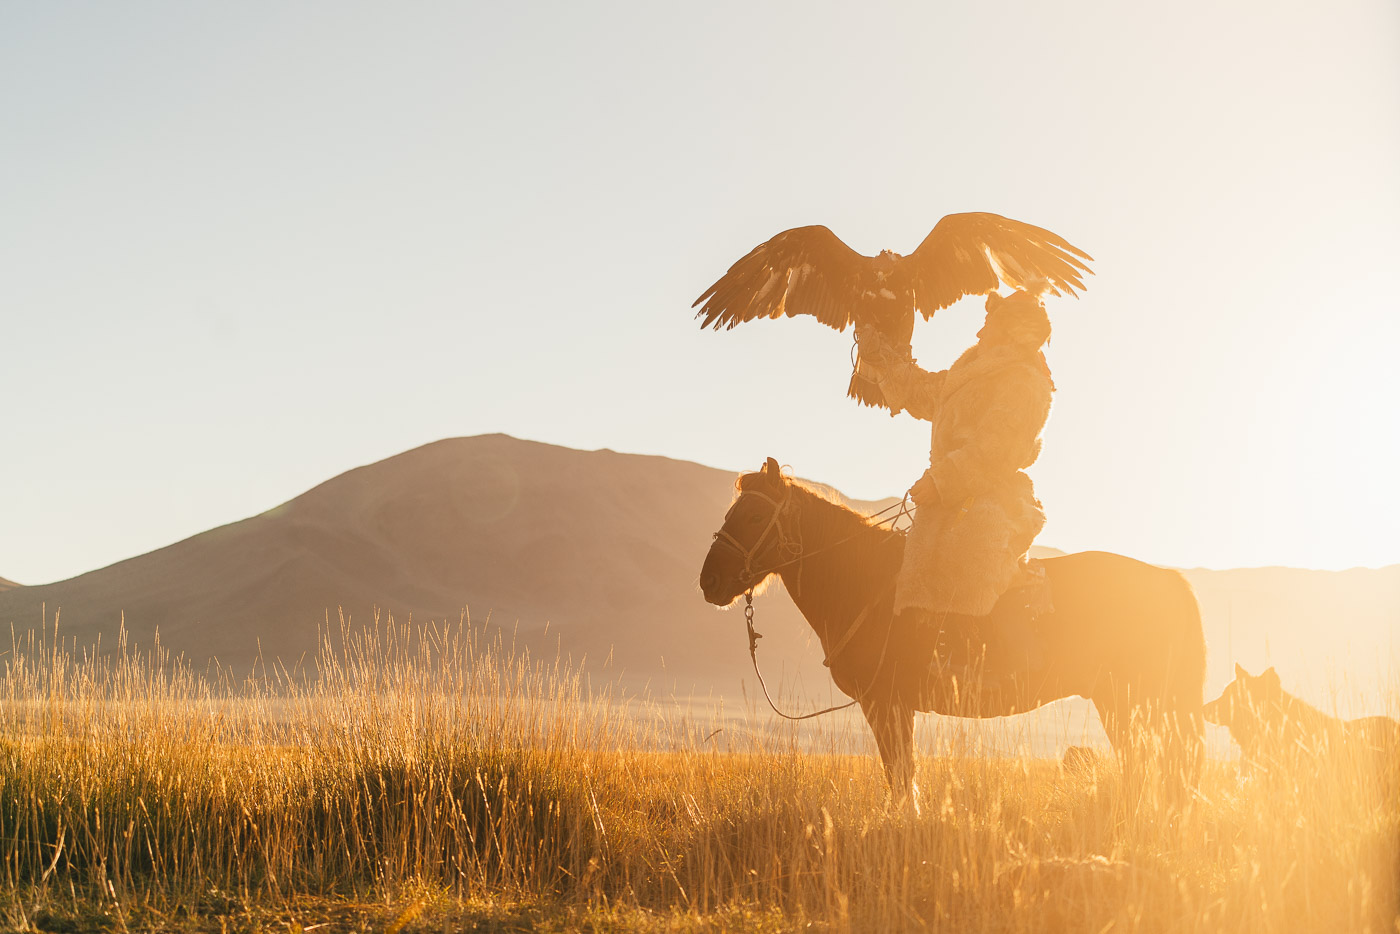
0 613 1394 933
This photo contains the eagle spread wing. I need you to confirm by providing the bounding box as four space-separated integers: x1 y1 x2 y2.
905 213 1093 316
692 213 1093 409
692 225 871 332
692 213 1092 330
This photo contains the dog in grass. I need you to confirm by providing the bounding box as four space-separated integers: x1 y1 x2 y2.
1204 663 1398 775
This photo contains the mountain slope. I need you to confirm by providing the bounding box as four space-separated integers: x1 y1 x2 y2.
0 435 839 687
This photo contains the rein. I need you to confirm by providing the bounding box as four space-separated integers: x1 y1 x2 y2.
717 486 912 722
743 591 859 721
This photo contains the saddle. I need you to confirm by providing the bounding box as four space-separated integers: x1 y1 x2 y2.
933 561 1053 681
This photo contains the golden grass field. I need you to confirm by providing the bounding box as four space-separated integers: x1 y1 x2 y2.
0 617 1394 934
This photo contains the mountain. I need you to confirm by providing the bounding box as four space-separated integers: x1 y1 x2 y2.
1 435 1394 719
0 435 857 692
0 576 19 593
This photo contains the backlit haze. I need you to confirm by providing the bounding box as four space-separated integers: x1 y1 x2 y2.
3 1 1399 587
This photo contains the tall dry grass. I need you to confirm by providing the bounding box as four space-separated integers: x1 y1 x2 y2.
0 614 1394 933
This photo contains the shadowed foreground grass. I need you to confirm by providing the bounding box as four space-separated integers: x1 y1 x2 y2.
0 618 1395 933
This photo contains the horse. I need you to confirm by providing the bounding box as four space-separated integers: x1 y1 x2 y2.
699 458 1206 805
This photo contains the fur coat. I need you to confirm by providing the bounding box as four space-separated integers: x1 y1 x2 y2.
858 302 1053 616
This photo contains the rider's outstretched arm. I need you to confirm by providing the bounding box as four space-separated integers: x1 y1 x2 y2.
854 324 946 421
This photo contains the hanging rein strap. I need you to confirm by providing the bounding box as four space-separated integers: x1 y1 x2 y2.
743 591 858 721
820 580 897 668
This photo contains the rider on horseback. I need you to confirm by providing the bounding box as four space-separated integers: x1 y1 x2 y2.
854 288 1054 695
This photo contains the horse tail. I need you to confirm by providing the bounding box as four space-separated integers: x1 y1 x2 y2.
1168 569 1207 702
1164 568 1207 785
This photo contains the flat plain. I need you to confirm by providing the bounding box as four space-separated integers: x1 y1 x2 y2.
1 618 1395 934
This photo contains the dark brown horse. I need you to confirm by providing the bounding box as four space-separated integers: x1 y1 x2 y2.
699 458 1206 803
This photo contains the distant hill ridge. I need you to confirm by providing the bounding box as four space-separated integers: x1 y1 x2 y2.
0 435 811 680
0 434 1394 708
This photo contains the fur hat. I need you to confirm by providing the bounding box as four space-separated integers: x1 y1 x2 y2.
980 290 1051 347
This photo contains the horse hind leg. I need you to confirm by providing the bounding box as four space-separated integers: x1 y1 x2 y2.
1093 692 1151 811
1162 705 1206 805
1095 693 1202 816
863 701 918 813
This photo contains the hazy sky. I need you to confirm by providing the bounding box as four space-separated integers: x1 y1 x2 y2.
3 1 1399 585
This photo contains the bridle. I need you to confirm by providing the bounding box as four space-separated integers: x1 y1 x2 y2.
710 485 805 597
709 482 913 721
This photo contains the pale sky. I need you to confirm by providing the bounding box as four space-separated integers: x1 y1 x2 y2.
3 1 1399 585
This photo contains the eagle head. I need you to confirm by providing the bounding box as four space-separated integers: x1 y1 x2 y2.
872 249 902 280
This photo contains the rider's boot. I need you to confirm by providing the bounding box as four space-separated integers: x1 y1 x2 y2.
996 604 1045 668
984 591 1049 703
904 605 1043 713
904 609 994 713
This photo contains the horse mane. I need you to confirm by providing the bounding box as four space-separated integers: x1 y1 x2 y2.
736 469 902 584
735 471 890 530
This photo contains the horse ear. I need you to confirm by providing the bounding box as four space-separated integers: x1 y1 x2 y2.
1234 662 1248 680
763 457 781 478
1261 667 1281 690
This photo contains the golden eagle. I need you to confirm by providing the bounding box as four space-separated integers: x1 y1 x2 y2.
693 213 1093 406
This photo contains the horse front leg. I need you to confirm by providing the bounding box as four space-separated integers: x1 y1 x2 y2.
863 700 918 813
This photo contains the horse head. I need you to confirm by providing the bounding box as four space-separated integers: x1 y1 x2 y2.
699 456 800 606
